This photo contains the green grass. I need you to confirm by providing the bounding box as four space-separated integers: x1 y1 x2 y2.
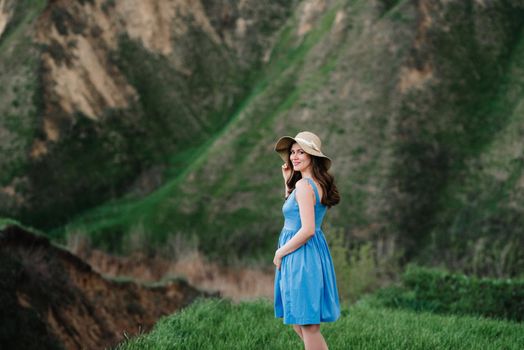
0 217 47 237
114 297 524 350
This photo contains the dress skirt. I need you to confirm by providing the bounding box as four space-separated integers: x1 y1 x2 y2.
274 226 341 325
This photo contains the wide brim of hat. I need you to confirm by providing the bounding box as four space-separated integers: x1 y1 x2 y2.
274 135 332 170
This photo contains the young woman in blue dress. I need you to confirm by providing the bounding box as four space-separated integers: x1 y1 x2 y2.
273 131 341 350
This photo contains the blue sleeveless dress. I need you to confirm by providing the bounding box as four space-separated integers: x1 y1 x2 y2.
274 178 341 325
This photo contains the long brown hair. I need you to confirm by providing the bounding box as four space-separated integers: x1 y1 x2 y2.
285 143 340 208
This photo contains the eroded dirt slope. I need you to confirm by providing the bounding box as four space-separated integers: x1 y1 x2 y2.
0 224 217 350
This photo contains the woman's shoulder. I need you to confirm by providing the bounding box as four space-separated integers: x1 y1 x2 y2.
295 178 316 200
295 178 312 190
296 178 308 185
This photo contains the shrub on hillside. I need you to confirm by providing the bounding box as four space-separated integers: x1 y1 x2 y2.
371 265 524 322
325 224 400 304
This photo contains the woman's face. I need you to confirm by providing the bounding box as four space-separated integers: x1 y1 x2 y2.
290 142 312 172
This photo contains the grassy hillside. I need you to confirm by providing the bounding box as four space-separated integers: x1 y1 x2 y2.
114 297 524 350
0 0 298 229
0 0 47 212
2 0 524 275
46 0 524 276
52 1 390 254
386 0 524 276
51 0 354 262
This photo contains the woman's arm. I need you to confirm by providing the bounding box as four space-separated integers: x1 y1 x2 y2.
276 179 316 258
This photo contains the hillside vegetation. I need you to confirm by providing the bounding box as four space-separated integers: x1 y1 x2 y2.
369 265 524 322
1 0 524 275
0 0 297 228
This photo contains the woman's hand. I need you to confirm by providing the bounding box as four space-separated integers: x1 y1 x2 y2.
273 249 283 270
281 162 292 182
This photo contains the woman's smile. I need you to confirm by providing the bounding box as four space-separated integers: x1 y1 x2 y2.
290 142 314 174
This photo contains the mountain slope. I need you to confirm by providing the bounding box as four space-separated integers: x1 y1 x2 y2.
3 0 524 276
0 0 297 228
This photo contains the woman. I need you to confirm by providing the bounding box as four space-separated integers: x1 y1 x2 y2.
273 131 341 350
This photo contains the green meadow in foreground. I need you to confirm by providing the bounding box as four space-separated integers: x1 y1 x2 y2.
114 297 524 350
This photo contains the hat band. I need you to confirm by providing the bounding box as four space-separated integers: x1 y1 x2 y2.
295 137 321 152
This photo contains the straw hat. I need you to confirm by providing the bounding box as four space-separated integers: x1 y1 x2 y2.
274 131 332 170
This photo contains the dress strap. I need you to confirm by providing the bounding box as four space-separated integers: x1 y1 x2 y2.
305 178 320 205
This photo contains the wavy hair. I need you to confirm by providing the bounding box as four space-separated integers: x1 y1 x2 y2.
285 143 340 208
